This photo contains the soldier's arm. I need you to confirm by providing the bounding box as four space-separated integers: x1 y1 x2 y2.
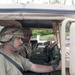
29 60 61 73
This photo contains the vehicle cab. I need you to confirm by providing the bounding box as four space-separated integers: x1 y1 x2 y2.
0 3 75 75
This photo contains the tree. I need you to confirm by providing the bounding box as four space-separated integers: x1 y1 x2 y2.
32 29 53 35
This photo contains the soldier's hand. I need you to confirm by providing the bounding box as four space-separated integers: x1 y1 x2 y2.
56 60 61 70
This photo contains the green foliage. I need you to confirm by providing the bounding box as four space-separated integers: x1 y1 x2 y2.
66 32 70 36
66 22 70 36
66 22 70 32
31 34 54 41
32 29 53 35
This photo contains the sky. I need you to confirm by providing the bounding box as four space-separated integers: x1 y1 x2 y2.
0 0 74 5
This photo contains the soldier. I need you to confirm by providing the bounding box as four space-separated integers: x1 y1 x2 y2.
0 26 61 75
19 28 32 58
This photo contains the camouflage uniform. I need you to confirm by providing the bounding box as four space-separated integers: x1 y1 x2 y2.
0 26 33 75
19 43 32 58
19 28 32 58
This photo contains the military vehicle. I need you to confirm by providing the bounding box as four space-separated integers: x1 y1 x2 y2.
0 3 75 75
